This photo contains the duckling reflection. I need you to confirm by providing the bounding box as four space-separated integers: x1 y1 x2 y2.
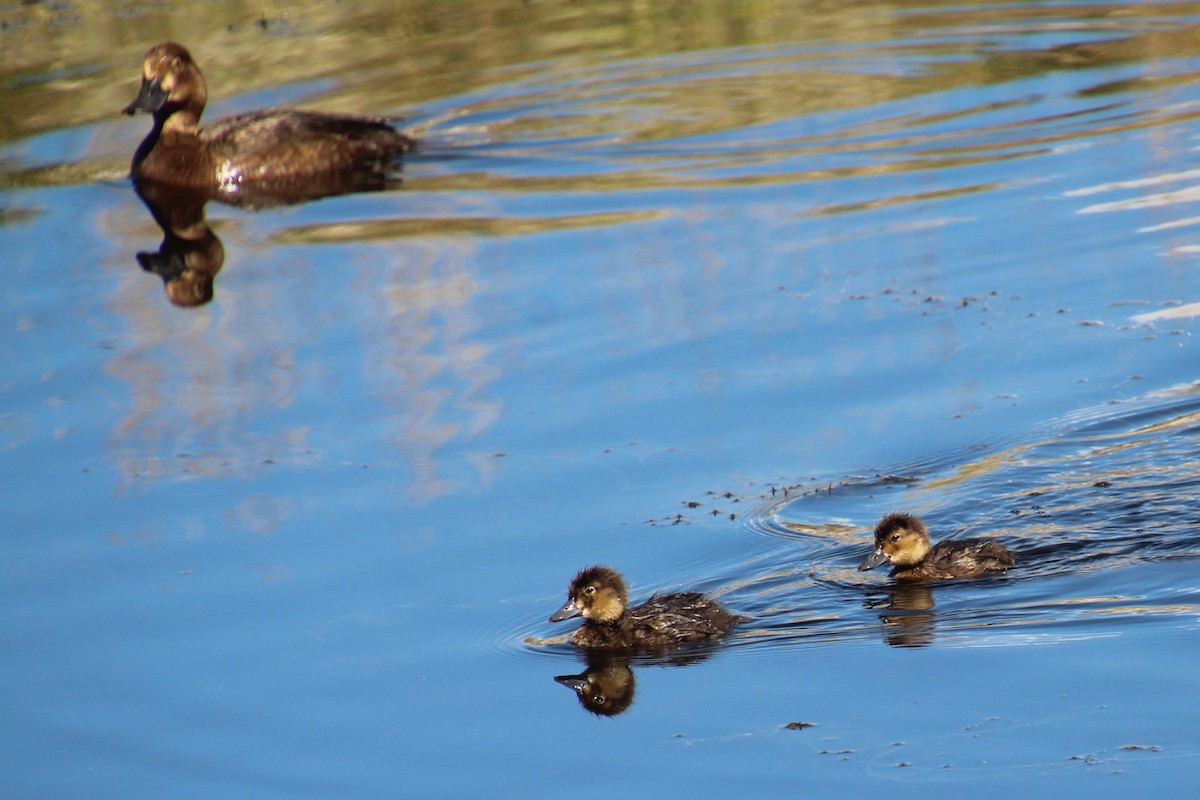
864 583 937 648
554 654 636 717
132 181 224 307
549 565 744 650
858 512 1015 581
124 42 414 208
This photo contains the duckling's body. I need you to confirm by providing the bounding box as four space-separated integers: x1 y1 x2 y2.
124 42 414 206
549 566 742 649
858 512 1014 581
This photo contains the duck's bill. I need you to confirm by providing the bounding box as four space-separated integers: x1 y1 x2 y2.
123 76 170 116
553 674 589 693
858 548 889 572
549 599 582 622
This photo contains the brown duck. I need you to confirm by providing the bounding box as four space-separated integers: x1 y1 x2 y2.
549 565 743 649
123 42 414 206
858 512 1015 581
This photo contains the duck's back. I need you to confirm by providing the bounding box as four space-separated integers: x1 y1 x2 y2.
898 539 1015 580
200 109 414 203
205 109 412 164
572 592 742 648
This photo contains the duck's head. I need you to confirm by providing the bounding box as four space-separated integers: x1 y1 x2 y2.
123 42 207 126
549 566 628 624
858 512 931 570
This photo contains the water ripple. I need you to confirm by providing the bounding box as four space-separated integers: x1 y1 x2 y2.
600 382 1200 655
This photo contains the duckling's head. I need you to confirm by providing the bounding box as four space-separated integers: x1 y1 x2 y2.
858 512 931 571
124 42 207 125
549 566 628 624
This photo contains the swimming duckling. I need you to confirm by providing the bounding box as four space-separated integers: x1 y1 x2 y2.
549 565 743 649
123 42 414 206
858 512 1015 581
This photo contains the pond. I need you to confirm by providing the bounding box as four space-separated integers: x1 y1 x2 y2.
3 1 1199 796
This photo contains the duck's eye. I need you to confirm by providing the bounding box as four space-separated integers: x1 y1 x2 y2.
890 533 901 542
584 585 596 595
593 695 606 705
171 57 183 70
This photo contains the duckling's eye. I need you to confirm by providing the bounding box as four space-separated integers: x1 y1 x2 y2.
890 533 901 543
171 57 183 70
584 585 596 595
593 695 606 705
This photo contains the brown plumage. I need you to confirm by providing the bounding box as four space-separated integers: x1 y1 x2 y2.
549 565 743 649
858 512 1015 581
123 42 414 207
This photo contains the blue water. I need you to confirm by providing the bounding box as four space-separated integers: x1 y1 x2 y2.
3 2 1199 797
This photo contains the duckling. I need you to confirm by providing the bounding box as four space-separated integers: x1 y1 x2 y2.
857 512 1015 581
123 42 414 206
549 565 743 649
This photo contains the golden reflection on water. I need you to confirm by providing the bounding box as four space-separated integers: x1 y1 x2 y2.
6 1 1200 155
270 210 665 244
912 382 1200 502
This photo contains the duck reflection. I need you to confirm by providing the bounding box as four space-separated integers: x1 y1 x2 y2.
133 182 224 307
552 642 724 717
864 583 937 648
554 654 637 717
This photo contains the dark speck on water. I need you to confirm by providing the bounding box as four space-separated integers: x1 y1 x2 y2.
783 721 815 731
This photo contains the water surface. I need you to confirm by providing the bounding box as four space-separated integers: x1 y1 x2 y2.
3 1 1200 796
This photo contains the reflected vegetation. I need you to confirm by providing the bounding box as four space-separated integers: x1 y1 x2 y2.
269 209 666 245
10 0 1200 194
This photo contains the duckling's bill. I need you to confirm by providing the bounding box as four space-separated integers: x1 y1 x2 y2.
858 547 888 572
549 599 582 622
553 674 590 692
